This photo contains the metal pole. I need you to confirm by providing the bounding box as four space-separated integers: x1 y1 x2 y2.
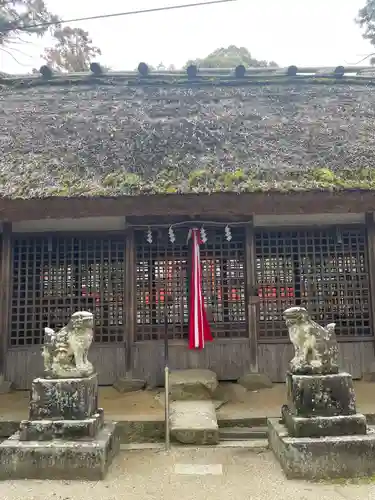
164 304 170 451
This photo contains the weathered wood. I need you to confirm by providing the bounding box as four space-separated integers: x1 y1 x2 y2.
0 223 11 377
245 221 258 371
6 345 127 389
366 212 375 342
125 227 136 375
258 342 374 382
2 192 375 222
133 340 251 386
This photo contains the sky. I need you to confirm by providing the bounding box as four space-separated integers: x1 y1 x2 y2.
0 0 373 73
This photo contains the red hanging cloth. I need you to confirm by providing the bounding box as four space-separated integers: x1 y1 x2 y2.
188 229 213 350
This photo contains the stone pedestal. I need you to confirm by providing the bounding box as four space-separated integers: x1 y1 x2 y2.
282 372 366 438
29 374 98 420
0 373 119 480
269 371 375 479
286 372 356 417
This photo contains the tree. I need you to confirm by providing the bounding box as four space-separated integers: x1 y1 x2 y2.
0 0 59 46
185 45 278 69
357 0 375 48
43 26 101 72
156 62 176 71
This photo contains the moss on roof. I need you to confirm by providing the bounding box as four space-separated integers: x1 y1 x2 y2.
1 71 375 199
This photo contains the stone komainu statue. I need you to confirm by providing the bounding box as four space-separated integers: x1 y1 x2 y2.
42 311 94 379
283 306 339 375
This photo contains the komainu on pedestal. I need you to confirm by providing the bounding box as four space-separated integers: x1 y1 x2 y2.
0 311 120 481
268 306 375 480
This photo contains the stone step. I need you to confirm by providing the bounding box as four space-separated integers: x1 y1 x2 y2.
170 400 219 445
219 426 268 440
19 409 105 441
169 369 218 401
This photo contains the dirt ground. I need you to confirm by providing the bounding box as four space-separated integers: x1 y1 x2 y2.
0 448 374 500
2 381 375 421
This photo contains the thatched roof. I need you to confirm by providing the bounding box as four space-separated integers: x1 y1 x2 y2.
2 68 375 199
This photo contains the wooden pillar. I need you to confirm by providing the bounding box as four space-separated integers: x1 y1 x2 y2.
245 220 259 372
124 226 136 376
366 213 375 342
0 222 12 377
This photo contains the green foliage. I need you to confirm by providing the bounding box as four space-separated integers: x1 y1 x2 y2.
357 1 375 48
43 26 101 72
185 45 278 69
0 0 59 46
312 168 336 183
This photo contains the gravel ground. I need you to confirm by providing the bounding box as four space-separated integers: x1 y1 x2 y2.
0 448 374 500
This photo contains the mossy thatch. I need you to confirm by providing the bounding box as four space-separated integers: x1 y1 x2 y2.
1 72 375 199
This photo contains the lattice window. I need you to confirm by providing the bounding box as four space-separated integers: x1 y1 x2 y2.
136 228 188 341
255 228 370 339
200 228 246 338
135 227 246 341
11 235 125 346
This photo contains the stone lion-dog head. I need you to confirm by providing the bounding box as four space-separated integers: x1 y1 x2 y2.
283 306 310 327
69 311 94 332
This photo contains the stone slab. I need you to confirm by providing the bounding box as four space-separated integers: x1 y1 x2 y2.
268 418 375 480
0 422 120 480
170 400 219 445
113 377 146 393
282 405 367 437
286 372 356 417
155 390 225 410
169 369 218 401
363 371 375 382
19 409 105 441
29 373 98 420
0 380 12 394
237 373 273 391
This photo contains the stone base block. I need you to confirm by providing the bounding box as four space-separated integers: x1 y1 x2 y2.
29 373 98 420
286 372 356 417
113 377 146 393
282 405 367 437
170 400 219 445
237 373 273 391
268 418 375 480
0 422 120 480
363 371 375 382
19 409 105 441
169 369 218 401
0 376 12 394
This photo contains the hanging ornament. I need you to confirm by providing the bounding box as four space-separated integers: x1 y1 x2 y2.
146 228 153 244
168 226 176 243
200 226 207 244
225 225 232 242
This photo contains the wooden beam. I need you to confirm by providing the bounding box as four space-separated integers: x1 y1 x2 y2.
125 226 136 376
3 191 375 222
0 222 11 376
366 213 375 342
245 220 259 372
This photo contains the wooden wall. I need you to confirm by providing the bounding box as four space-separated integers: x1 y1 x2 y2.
6 345 127 389
258 341 375 382
6 339 375 389
133 339 252 386
3 213 375 389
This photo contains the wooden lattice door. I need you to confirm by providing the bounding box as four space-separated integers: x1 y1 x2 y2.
11 234 125 346
135 227 247 341
255 227 371 340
